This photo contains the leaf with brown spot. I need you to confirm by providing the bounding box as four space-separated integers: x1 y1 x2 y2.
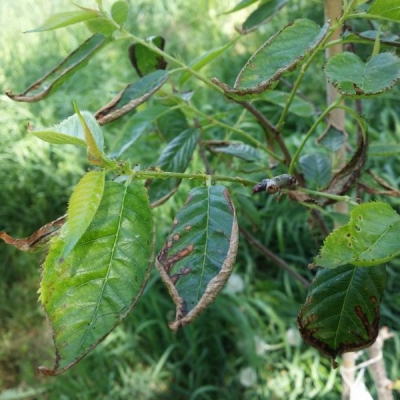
298 264 387 367
0 215 65 251
156 185 239 332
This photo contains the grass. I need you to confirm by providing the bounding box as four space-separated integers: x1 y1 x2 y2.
1 1 400 399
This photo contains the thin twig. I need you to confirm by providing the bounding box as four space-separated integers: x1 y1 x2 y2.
239 226 310 288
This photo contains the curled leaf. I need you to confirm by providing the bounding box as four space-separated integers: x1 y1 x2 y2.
156 185 239 332
0 215 65 252
6 34 109 102
95 70 169 125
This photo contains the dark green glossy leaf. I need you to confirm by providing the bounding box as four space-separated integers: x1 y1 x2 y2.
325 52 400 97
213 19 329 95
208 142 263 162
25 10 98 32
299 153 332 188
316 124 346 152
128 36 167 77
240 0 288 34
38 180 154 375
314 202 400 268
298 264 387 367
368 0 400 23
343 30 400 48
147 128 200 206
111 0 129 25
6 34 109 102
156 109 189 142
156 185 238 331
60 170 105 262
95 70 169 125
31 111 104 150
108 105 167 158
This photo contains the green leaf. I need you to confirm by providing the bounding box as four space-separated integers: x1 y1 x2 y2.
6 34 109 102
108 105 167 158
213 19 329 95
147 128 200 206
60 170 105 262
208 142 264 162
325 52 400 97
25 10 98 32
85 17 117 38
369 143 400 156
111 0 129 25
314 202 400 268
240 0 288 34
31 111 104 150
298 264 387 367
128 36 167 77
299 153 332 188
316 124 346 152
260 90 315 117
38 180 154 375
180 42 234 86
343 30 400 48
74 105 105 165
368 0 400 23
156 185 238 332
95 70 169 125
156 109 189 142
223 0 259 14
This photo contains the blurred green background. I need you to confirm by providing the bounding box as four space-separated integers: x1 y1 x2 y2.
1 1 400 399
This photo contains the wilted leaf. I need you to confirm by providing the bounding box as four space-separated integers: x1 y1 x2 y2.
38 180 154 375
212 19 329 96
156 185 238 332
6 34 108 102
0 215 65 252
147 128 200 206
325 52 400 96
59 170 105 262
298 264 386 367
129 36 167 77
314 202 400 268
95 70 169 125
